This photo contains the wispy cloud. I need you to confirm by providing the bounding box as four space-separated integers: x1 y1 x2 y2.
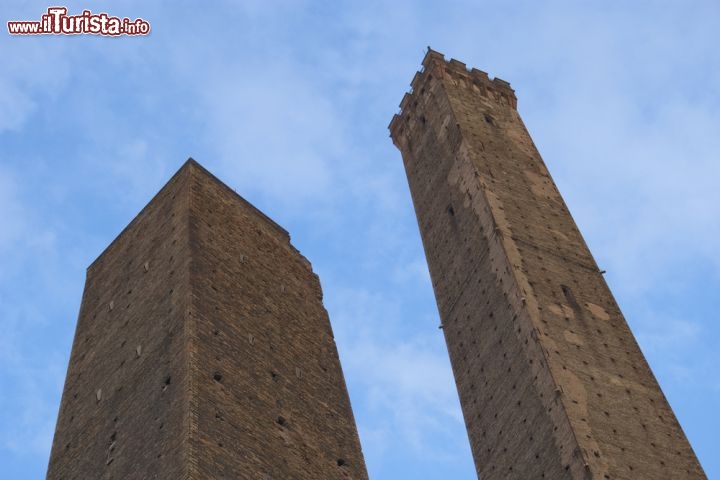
0 16 71 133
0 168 27 253
199 65 341 203
325 284 473 475
637 318 701 356
0 165 78 466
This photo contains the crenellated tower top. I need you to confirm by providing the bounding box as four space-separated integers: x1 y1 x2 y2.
389 48 516 142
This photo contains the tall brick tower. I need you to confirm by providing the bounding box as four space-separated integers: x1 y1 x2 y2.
389 49 705 479
46 159 368 479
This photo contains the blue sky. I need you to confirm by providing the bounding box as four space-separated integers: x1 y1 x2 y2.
1 1 718 478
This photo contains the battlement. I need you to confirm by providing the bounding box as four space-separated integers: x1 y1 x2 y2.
389 48 517 140
420 48 516 100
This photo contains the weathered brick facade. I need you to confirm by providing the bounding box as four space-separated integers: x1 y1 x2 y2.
389 49 706 479
47 160 368 479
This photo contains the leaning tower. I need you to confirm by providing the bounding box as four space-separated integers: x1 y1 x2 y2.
389 49 705 479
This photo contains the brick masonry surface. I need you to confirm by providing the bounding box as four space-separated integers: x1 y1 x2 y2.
47 160 368 480
389 49 706 480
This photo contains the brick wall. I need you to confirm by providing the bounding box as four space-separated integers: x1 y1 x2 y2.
47 160 368 480
390 49 705 480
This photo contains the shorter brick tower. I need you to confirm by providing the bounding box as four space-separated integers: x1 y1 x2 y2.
47 159 368 479
389 49 706 479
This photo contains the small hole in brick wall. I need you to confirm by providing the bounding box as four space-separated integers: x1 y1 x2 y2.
337 459 346 467
484 114 495 125
213 372 223 382
447 205 455 216
163 376 171 390
277 416 287 426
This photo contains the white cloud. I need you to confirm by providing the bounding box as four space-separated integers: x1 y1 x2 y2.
391 257 432 286
0 169 27 253
637 318 701 355
326 285 470 466
0 296 67 458
200 67 340 203
350 339 468 450
0 80 37 133
0 24 71 133
87 137 172 206
0 360 65 457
